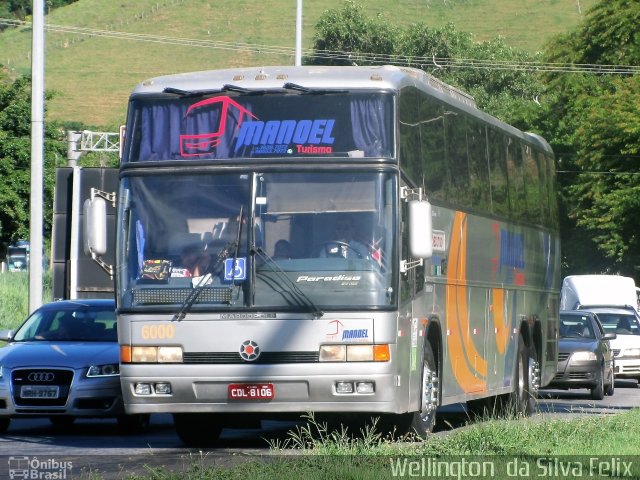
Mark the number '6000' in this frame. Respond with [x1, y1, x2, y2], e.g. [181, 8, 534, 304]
[141, 324, 175, 340]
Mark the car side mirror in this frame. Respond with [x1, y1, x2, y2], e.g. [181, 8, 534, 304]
[603, 333, 617, 341]
[0, 329, 13, 342]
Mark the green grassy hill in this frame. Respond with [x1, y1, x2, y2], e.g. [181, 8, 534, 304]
[0, 0, 597, 127]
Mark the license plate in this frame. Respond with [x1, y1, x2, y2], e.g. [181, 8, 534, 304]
[228, 383, 274, 400]
[21, 385, 59, 399]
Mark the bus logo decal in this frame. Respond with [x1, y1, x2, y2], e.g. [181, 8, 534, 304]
[239, 340, 261, 362]
[180, 96, 257, 157]
[235, 119, 336, 154]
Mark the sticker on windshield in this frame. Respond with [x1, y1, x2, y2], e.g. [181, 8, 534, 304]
[225, 258, 247, 281]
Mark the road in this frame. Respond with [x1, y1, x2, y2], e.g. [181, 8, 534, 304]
[1, 380, 638, 478]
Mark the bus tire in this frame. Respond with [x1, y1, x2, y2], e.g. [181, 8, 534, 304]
[513, 335, 538, 416]
[117, 414, 151, 434]
[392, 342, 439, 439]
[0, 416, 9, 433]
[173, 413, 222, 447]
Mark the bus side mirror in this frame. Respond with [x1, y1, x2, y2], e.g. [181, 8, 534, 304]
[408, 199, 432, 259]
[83, 197, 107, 256]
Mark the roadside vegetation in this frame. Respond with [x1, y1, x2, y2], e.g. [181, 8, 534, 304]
[0, 271, 51, 330]
[118, 409, 640, 479]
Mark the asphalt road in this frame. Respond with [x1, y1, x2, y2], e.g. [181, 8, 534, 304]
[1, 380, 638, 478]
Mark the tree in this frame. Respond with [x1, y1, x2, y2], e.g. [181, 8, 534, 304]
[309, 2, 544, 127]
[540, 0, 640, 279]
[0, 72, 66, 250]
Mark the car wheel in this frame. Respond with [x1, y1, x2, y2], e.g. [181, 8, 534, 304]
[49, 416, 75, 427]
[605, 369, 615, 396]
[590, 366, 605, 400]
[0, 416, 10, 433]
[173, 413, 222, 447]
[117, 414, 151, 434]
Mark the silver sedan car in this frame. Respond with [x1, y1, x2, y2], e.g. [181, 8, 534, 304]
[0, 299, 148, 433]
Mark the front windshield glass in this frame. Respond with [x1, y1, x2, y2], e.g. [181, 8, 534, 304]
[596, 312, 640, 336]
[559, 314, 595, 339]
[118, 171, 396, 311]
[13, 305, 117, 342]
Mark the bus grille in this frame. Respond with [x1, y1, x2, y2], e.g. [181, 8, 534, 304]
[11, 368, 74, 407]
[183, 351, 319, 364]
[132, 287, 232, 305]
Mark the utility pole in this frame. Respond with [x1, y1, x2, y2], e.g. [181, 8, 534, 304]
[295, 0, 302, 66]
[29, 0, 44, 313]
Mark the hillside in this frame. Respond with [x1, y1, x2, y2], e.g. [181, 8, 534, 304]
[0, 0, 597, 127]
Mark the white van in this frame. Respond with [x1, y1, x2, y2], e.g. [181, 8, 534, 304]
[560, 275, 638, 311]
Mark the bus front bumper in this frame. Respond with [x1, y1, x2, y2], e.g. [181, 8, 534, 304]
[120, 363, 406, 415]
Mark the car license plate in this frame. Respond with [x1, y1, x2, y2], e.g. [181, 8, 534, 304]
[228, 383, 274, 400]
[21, 385, 59, 399]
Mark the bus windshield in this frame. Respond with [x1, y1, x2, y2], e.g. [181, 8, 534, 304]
[118, 171, 397, 311]
[122, 92, 394, 162]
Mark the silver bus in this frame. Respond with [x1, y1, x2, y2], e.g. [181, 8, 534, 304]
[86, 65, 560, 446]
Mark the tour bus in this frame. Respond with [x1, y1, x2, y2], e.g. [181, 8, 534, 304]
[85, 65, 560, 446]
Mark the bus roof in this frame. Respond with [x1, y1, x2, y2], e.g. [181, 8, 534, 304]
[131, 64, 476, 108]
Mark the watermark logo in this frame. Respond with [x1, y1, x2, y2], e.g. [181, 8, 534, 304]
[8, 456, 72, 479]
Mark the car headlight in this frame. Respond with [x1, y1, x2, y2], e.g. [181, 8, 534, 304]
[571, 351, 597, 362]
[87, 364, 120, 377]
[621, 348, 640, 358]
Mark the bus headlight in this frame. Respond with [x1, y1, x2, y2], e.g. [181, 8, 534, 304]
[319, 344, 390, 362]
[122, 346, 183, 363]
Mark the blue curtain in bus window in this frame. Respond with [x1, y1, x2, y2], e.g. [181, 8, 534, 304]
[139, 103, 185, 161]
[350, 97, 391, 157]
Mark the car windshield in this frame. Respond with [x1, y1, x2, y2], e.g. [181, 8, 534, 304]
[594, 312, 640, 336]
[12, 305, 117, 342]
[118, 170, 396, 311]
[559, 315, 595, 339]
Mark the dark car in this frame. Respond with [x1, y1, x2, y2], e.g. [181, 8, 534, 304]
[548, 310, 616, 400]
[0, 299, 148, 433]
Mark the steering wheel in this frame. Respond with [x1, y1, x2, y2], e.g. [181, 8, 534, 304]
[316, 241, 365, 259]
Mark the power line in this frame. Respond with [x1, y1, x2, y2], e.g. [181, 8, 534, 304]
[557, 170, 640, 175]
[1, 18, 640, 75]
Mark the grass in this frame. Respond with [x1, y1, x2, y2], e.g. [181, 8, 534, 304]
[0, 271, 52, 331]
[118, 409, 640, 479]
[0, 0, 599, 127]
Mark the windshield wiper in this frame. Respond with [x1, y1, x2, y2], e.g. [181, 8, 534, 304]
[252, 246, 324, 318]
[171, 241, 235, 322]
[163, 87, 223, 98]
[222, 84, 278, 95]
[282, 82, 348, 95]
[172, 206, 245, 322]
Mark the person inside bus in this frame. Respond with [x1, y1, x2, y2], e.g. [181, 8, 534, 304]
[320, 217, 369, 259]
[273, 239, 292, 259]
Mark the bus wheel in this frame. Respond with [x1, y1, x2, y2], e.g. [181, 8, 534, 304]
[173, 413, 222, 447]
[0, 416, 9, 433]
[117, 414, 151, 434]
[399, 342, 439, 439]
[514, 336, 539, 416]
